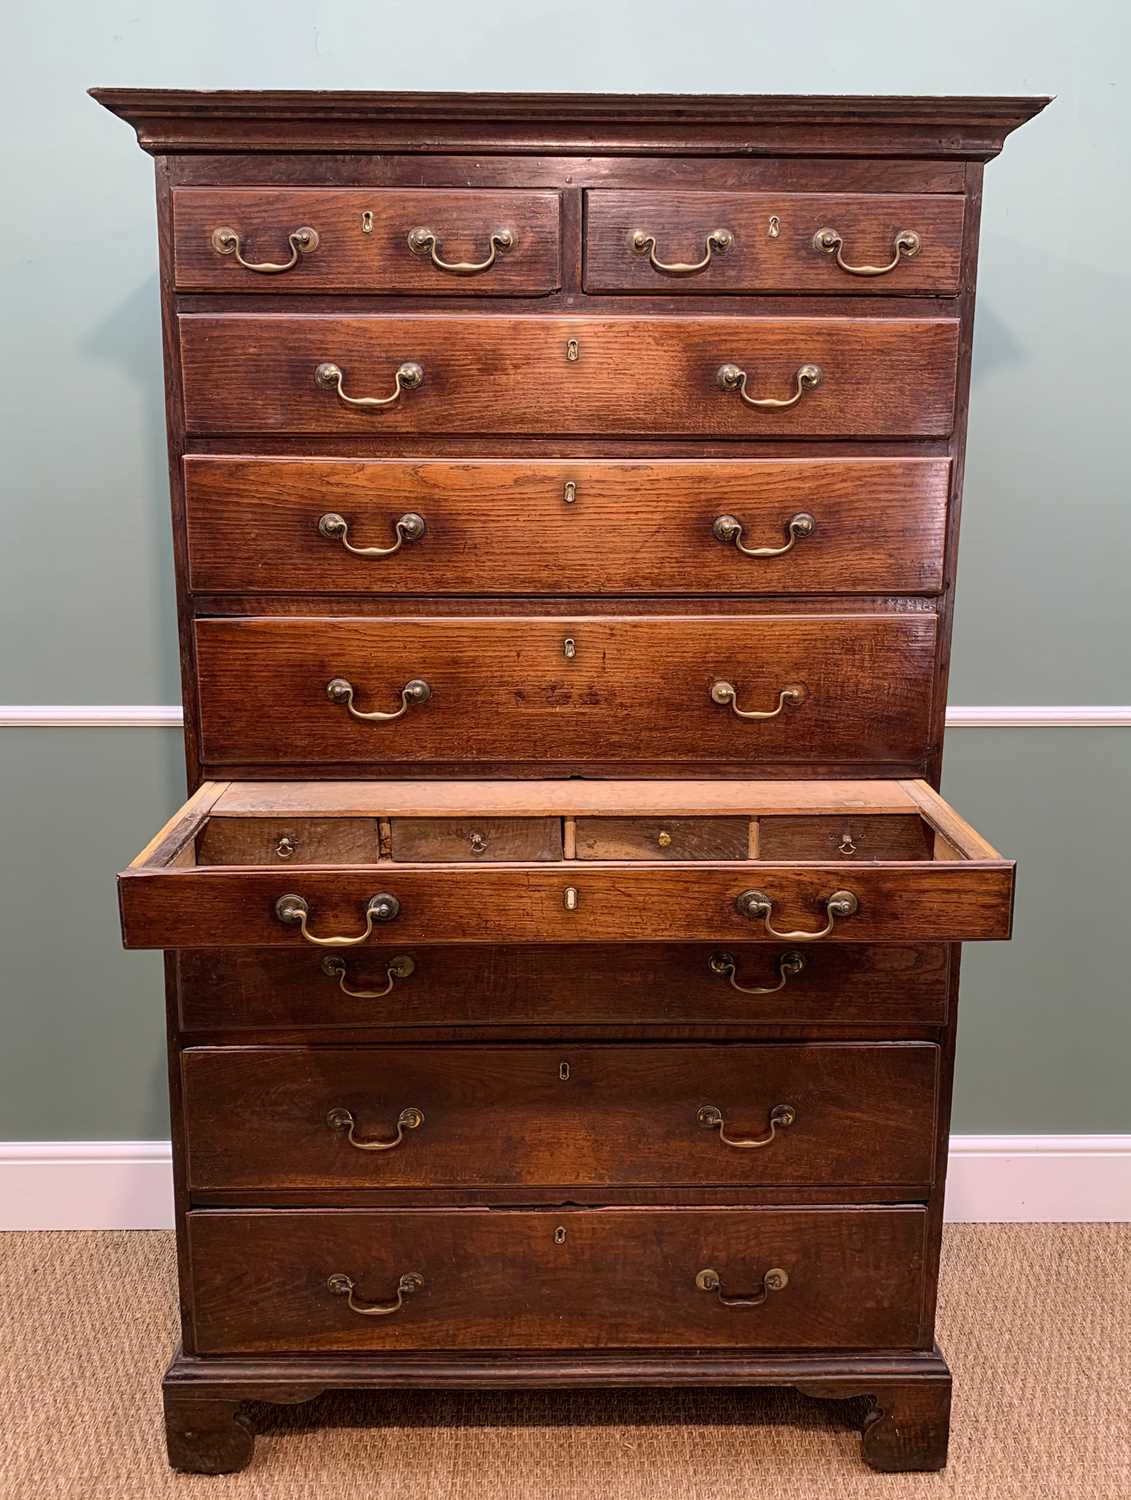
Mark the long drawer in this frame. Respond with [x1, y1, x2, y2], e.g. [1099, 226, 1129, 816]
[191, 614, 937, 768]
[584, 190, 965, 295]
[183, 456, 950, 597]
[176, 944, 951, 1031]
[181, 1043, 939, 1191]
[186, 1205, 931, 1353]
[178, 314, 959, 437]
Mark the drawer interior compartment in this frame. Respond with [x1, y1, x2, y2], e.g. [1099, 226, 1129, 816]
[172, 188, 562, 294]
[186, 1205, 930, 1353]
[180, 1041, 939, 1193]
[119, 779, 1014, 948]
[584, 190, 964, 295]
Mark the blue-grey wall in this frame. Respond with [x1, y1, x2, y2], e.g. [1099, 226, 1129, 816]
[1, 1, 1127, 1139]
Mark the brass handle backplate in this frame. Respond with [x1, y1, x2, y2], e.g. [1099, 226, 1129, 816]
[695, 1266, 789, 1307]
[697, 1102, 796, 1149]
[736, 888, 860, 941]
[321, 954, 415, 998]
[631, 226, 733, 275]
[812, 226, 921, 277]
[211, 224, 318, 273]
[710, 681, 806, 720]
[275, 892, 401, 946]
[318, 511, 426, 558]
[713, 512, 816, 558]
[315, 360, 424, 408]
[407, 225, 515, 274]
[327, 1105, 424, 1151]
[717, 362, 822, 410]
[708, 951, 805, 995]
[328, 1270, 424, 1315]
[327, 677, 432, 722]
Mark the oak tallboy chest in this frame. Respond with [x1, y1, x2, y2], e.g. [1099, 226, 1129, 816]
[96, 88, 1046, 1475]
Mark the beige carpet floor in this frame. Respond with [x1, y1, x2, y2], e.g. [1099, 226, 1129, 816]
[1, 1224, 1128, 1499]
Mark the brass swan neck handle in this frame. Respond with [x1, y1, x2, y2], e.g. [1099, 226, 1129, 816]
[713, 512, 816, 558]
[697, 1102, 796, 1149]
[321, 955, 415, 998]
[631, 226, 734, 275]
[315, 360, 424, 408]
[318, 511, 426, 558]
[710, 682, 806, 720]
[812, 226, 921, 277]
[211, 224, 318, 273]
[328, 1270, 424, 1316]
[407, 224, 516, 275]
[708, 951, 805, 995]
[327, 1105, 424, 1151]
[735, 888, 859, 941]
[326, 677, 432, 722]
[695, 1266, 789, 1307]
[274, 892, 401, 946]
[716, 362, 822, 410]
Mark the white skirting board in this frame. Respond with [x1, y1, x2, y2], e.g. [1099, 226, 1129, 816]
[0, 1137, 1128, 1229]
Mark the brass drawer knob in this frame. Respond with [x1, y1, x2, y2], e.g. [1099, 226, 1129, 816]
[210, 223, 318, 273]
[318, 511, 426, 558]
[708, 951, 805, 995]
[275, 892, 400, 946]
[710, 681, 806, 720]
[315, 359, 424, 409]
[717, 361, 821, 410]
[812, 225, 921, 277]
[735, 888, 858, 941]
[321, 954, 415, 998]
[697, 1102, 796, 1149]
[326, 677, 431, 723]
[327, 1105, 424, 1152]
[713, 512, 816, 558]
[631, 226, 733, 275]
[695, 1266, 788, 1307]
[328, 1270, 424, 1316]
[407, 224, 516, 275]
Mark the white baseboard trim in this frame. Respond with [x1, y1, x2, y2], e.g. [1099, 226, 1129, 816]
[1, 704, 1129, 729]
[1, 1136, 1128, 1230]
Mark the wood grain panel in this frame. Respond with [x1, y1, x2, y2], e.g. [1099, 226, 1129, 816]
[176, 943, 951, 1031]
[182, 457, 950, 597]
[178, 315, 959, 438]
[186, 1205, 930, 1353]
[585, 191, 964, 294]
[180, 1043, 939, 1190]
[191, 614, 938, 767]
[173, 188, 561, 294]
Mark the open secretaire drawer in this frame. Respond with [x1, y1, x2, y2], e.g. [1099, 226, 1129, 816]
[119, 780, 1013, 949]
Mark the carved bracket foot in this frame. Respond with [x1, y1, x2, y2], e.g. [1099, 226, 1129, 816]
[795, 1370, 952, 1472]
[163, 1392, 255, 1475]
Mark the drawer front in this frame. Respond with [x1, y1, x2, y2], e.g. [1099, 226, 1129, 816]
[193, 614, 936, 767]
[179, 315, 959, 437]
[183, 456, 950, 597]
[758, 814, 934, 862]
[181, 1043, 939, 1191]
[576, 817, 751, 861]
[177, 944, 952, 1031]
[389, 817, 562, 863]
[585, 191, 965, 295]
[187, 1205, 930, 1353]
[173, 188, 561, 294]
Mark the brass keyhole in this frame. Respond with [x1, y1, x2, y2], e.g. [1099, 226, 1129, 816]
[563, 480, 577, 504]
[559, 1061, 571, 1081]
[566, 339, 579, 361]
[563, 637, 576, 660]
[361, 210, 374, 234]
[768, 214, 781, 238]
[563, 886, 579, 911]
[554, 1225, 567, 1244]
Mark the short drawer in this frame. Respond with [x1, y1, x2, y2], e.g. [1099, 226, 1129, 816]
[576, 817, 751, 861]
[585, 191, 964, 295]
[177, 944, 952, 1031]
[389, 817, 561, 863]
[191, 613, 937, 770]
[186, 1204, 931, 1353]
[179, 314, 959, 438]
[172, 188, 561, 294]
[182, 456, 950, 597]
[180, 1043, 939, 1192]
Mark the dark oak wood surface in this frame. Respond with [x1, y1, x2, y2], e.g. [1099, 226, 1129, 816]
[179, 315, 960, 438]
[584, 192, 965, 295]
[185, 1205, 930, 1353]
[182, 456, 950, 596]
[191, 614, 937, 767]
[175, 942, 951, 1032]
[173, 188, 562, 294]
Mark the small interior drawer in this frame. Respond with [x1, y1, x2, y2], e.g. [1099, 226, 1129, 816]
[575, 817, 751, 861]
[118, 779, 1014, 949]
[389, 817, 561, 863]
[172, 188, 561, 294]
